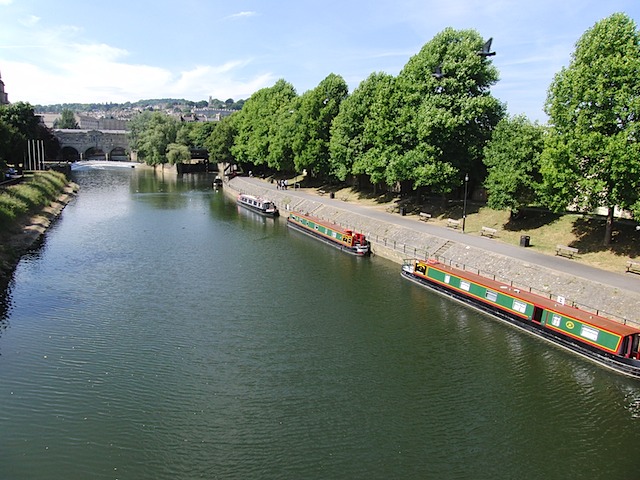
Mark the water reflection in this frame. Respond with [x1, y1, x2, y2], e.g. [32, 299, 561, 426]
[0, 285, 10, 348]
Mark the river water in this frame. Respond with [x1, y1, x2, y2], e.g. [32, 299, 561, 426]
[1, 166, 639, 480]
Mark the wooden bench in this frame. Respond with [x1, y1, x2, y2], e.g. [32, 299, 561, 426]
[626, 260, 640, 274]
[447, 218, 460, 229]
[419, 212, 431, 222]
[481, 226, 497, 238]
[556, 245, 578, 258]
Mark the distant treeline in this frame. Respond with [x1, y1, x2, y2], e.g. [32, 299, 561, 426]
[34, 98, 245, 113]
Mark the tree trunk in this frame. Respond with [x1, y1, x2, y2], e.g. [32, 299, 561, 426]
[604, 205, 614, 246]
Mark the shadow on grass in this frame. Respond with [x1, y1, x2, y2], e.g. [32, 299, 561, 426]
[571, 217, 640, 258]
[503, 209, 563, 231]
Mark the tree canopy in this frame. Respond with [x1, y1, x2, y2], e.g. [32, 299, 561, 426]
[483, 115, 545, 214]
[53, 109, 79, 129]
[542, 12, 640, 244]
[388, 28, 504, 194]
[231, 79, 298, 172]
[0, 102, 57, 169]
[128, 111, 180, 166]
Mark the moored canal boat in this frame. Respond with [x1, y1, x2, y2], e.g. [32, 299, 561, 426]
[287, 211, 370, 256]
[401, 258, 640, 378]
[237, 193, 279, 217]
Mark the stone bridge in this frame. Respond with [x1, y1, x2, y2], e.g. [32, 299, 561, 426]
[53, 129, 130, 161]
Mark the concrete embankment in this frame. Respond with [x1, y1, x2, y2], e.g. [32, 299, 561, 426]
[226, 176, 640, 326]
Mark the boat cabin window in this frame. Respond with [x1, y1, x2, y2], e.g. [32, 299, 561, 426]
[512, 299, 527, 314]
[415, 263, 427, 275]
[632, 334, 640, 359]
[485, 290, 498, 302]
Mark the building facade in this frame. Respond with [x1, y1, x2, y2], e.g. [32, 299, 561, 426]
[0, 70, 8, 104]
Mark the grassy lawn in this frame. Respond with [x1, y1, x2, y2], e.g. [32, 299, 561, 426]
[0, 171, 69, 278]
[317, 184, 640, 274]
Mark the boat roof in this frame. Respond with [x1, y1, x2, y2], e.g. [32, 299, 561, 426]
[425, 260, 640, 336]
[239, 193, 272, 203]
[290, 210, 355, 235]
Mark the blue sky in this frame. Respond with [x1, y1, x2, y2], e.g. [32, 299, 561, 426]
[0, 0, 638, 122]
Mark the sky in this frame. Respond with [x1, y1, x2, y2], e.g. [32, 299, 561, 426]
[0, 0, 639, 122]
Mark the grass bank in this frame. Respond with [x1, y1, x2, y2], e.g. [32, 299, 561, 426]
[0, 171, 74, 281]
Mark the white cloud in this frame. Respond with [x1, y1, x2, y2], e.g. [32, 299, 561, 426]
[227, 11, 257, 19]
[0, 0, 14, 5]
[19, 15, 40, 27]
[4, 48, 274, 104]
[0, 12, 272, 104]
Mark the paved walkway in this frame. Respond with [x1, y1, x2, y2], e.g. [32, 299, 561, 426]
[235, 176, 640, 296]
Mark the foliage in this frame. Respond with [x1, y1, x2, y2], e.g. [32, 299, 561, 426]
[231, 79, 298, 172]
[542, 12, 640, 244]
[166, 143, 191, 165]
[483, 115, 545, 213]
[289, 73, 348, 177]
[53, 109, 79, 129]
[205, 114, 238, 165]
[176, 121, 217, 148]
[329, 72, 395, 185]
[35, 98, 245, 114]
[0, 102, 57, 167]
[128, 111, 179, 165]
[389, 27, 505, 194]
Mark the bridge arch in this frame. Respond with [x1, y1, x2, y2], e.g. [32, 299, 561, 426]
[53, 129, 130, 161]
[85, 147, 106, 161]
[60, 146, 80, 162]
[110, 147, 128, 161]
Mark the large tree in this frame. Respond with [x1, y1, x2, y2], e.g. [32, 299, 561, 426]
[388, 28, 505, 194]
[176, 121, 217, 148]
[542, 13, 640, 245]
[289, 73, 348, 178]
[205, 114, 238, 166]
[483, 115, 545, 214]
[329, 71, 396, 189]
[166, 143, 191, 165]
[128, 111, 180, 166]
[232, 79, 297, 171]
[53, 109, 79, 129]
[0, 102, 57, 167]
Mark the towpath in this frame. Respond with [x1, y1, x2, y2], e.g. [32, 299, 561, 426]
[235, 176, 640, 296]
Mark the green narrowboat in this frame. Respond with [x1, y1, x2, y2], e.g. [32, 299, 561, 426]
[287, 211, 370, 256]
[401, 258, 640, 378]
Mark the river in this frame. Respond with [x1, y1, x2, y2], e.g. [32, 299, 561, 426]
[0, 166, 639, 479]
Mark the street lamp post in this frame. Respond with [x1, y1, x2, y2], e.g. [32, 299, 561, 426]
[462, 173, 469, 233]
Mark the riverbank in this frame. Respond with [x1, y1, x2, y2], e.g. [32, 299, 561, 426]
[226, 176, 640, 326]
[0, 179, 78, 287]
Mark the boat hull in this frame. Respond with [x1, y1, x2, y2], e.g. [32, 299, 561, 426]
[287, 215, 370, 256]
[401, 262, 640, 379]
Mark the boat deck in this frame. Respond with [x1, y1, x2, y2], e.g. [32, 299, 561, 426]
[291, 211, 350, 234]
